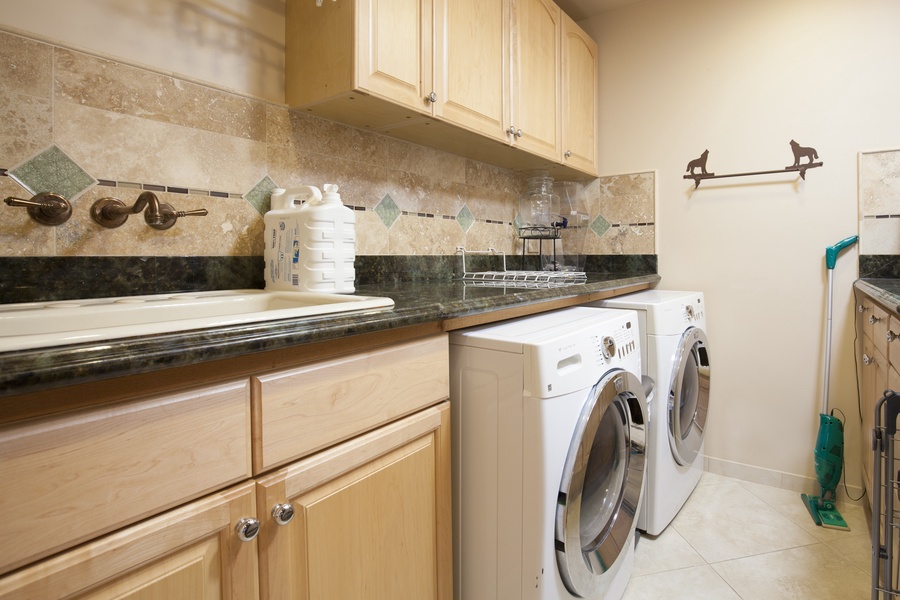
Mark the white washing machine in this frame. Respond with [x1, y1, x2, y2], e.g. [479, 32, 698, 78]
[450, 307, 648, 600]
[594, 291, 710, 536]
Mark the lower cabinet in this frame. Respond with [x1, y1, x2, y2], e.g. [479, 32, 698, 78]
[0, 482, 260, 600]
[0, 334, 452, 599]
[256, 402, 451, 600]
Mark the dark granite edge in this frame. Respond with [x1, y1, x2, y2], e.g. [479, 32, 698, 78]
[855, 278, 900, 315]
[0, 274, 660, 398]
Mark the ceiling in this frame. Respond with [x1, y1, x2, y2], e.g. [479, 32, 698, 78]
[554, 0, 645, 21]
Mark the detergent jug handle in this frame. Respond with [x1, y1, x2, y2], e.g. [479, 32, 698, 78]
[270, 186, 321, 211]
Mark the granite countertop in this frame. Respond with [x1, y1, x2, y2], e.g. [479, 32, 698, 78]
[0, 272, 659, 399]
[856, 278, 900, 315]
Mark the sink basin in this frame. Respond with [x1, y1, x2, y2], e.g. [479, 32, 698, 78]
[0, 289, 394, 352]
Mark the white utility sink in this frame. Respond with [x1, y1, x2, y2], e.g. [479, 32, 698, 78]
[0, 289, 394, 352]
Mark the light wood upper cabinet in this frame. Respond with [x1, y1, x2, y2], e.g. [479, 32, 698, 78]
[286, 0, 600, 178]
[286, 0, 433, 128]
[432, 0, 508, 142]
[561, 11, 598, 175]
[509, 0, 561, 162]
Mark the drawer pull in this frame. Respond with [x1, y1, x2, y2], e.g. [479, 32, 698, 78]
[272, 503, 295, 526]
[235, 517, 261, 542]
[863, 353, 873, 366]
[871, 315, 882, 325]
[889, 331, 898, 343]
[859, 304, 869, 314]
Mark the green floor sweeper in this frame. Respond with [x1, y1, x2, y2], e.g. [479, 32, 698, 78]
[801, 234, 858, 530]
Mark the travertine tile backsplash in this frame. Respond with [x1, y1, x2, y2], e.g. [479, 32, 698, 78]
[0, 28, 655, 260]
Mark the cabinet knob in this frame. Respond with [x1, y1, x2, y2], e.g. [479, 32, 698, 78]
[507, 126, 523, 138]
[426, 91, 437, 103]
[889, 331, 897, 343]
[859, 304, 868, 314]
[564, 150, 572, 159]
[863, 353, 873, 366]
[870, 315, 882, 325]
[235, 517, 261, 542]
[272, 503, 295, 526]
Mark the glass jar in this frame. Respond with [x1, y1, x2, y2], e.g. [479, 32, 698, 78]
[518, 171, 560, 230]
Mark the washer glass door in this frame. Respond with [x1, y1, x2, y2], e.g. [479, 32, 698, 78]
[555, 369, 647, 598]
[667, 326, 711, 466]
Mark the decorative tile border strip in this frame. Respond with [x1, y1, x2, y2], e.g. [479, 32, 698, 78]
[3, 169, 647, 232]
[2, 170, 508, 224]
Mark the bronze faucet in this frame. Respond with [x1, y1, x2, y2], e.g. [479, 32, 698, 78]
[4, 192, 72, 225]
[91, 191, 207, 230]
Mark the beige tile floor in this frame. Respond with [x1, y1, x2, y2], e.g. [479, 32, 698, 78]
[622, 472, 872, 600]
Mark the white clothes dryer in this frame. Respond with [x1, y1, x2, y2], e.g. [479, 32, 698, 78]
[594, 291, 710, 536]
[450, 307, 648, 600]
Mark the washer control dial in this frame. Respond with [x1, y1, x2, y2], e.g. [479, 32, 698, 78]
[601, 335, 616, 359]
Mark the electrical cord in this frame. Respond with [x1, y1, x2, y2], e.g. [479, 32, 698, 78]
[830, 407, 866, 502]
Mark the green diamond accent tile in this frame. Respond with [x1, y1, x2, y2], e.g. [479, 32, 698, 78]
[375, 194, 401, 228]
[9, 145, 96, 200]
[456, 204, 475, 233]
[245, 175, 278, 215]
[590, 214, 611, 238]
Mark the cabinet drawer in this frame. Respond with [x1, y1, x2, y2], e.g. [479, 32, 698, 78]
[0, 380, 251, 576]
[252, 334, 449, 472]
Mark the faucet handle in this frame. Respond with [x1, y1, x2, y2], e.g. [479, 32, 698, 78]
[147, 203, 208, 230]
[5, 192, 72, 225]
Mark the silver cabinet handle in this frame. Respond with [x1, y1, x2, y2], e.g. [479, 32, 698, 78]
[426, 91, 437, 103]
[859, 304, 868, 313]
[889, 331, 897, 343]
[871, 315, 881, 325]
[863, 353, 873, 366]
[235, 517, 260, 542]
[564, 150, 572, 158]
[272, 503, 295, 526]
[507, 126, 523, 138]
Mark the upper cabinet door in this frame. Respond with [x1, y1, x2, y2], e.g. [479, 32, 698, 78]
[562, 13, 598, 176]
[510, 0, 561, 162]
[433, 0, 509, 142]
[357, 0, 434, 110]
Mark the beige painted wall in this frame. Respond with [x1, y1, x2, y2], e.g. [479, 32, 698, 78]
[583, 0, 900, 491]
[0, 0, 285, 102]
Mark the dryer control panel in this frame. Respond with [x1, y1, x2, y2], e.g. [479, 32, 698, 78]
[681, 296, 705, 326]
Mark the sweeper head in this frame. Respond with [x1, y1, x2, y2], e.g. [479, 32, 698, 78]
[801, 413, 849, 530]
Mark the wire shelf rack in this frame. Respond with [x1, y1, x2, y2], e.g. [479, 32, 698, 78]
[457, 247, 586, 289]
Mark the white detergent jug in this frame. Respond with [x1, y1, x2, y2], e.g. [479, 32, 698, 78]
[264, 185, 322, 291]
[296, 183, 356, 293]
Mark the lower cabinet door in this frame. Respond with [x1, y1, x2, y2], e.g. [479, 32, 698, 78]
[256, 402, 451, 600]
[0, 482, 260, 600]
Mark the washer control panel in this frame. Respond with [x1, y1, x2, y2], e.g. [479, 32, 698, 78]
[590, 318, 638, 365]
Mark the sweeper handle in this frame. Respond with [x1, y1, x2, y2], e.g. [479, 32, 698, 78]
[822, 234, 858, 415]
[825, 235, 859, 270]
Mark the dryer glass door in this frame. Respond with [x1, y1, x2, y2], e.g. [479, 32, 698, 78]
[668, 326, 711, 466]
[555, 369, 647, 598]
